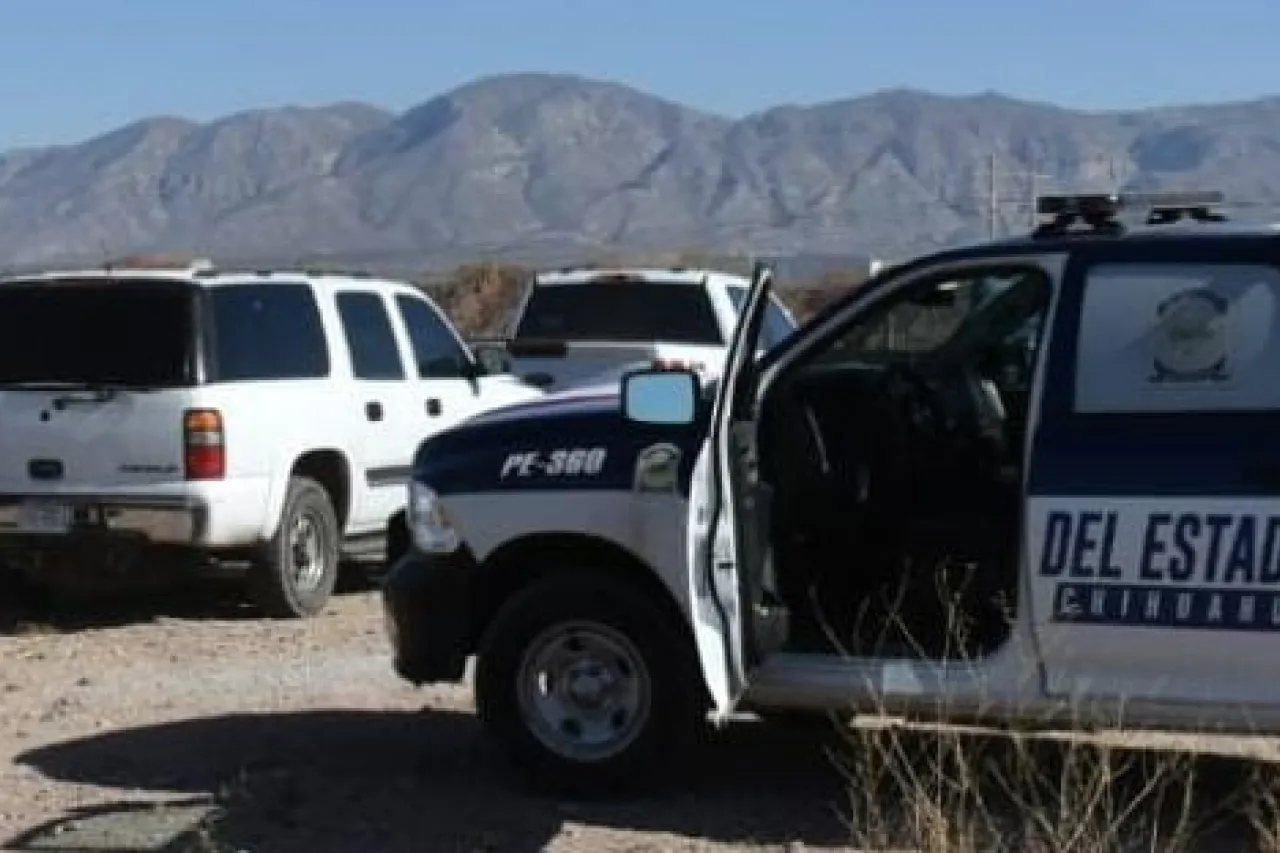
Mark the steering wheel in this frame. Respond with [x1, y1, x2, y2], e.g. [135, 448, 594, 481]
[878, 361, 947, 442]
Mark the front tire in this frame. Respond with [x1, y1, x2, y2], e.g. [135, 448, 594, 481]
[248, 476, 340, 618]
[475, 569, 707, 796]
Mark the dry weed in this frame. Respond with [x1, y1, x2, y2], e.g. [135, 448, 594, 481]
[798, 558, 1255, 852]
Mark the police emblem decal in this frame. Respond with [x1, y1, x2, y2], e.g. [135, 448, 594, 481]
[633, 442, 682, 493]
[1150, 286, 1231, 383]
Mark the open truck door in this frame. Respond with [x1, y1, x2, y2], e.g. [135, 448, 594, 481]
[624, 261, 789, 718]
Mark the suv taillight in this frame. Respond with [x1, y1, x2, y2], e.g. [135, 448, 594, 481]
[183, 408, 225, 480]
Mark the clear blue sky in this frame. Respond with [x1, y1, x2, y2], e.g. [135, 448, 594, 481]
[3, 0, 1278, 149]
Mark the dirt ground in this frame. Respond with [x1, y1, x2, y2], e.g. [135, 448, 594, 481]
[1, 579, 1278, 852]
[0, 580, 860, 852]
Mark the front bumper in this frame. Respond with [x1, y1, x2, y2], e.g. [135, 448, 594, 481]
[381, 544, 479, 686]
[0, 493, 206, 545]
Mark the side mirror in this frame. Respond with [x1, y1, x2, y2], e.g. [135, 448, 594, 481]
[471, 344, 512, 376]
[621, 368, 700, 426]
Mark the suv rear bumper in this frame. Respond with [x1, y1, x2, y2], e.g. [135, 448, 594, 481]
[0, 493, 207, 546]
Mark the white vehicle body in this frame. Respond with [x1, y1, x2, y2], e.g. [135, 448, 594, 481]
[0, 261, 542, 615]
[498, 267, 798, 393]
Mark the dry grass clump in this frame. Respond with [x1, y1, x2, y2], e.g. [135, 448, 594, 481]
[837, 719, 1213, 852]
[801, 562, 1280, 851]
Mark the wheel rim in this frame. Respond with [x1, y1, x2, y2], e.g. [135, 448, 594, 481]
[515, 619, 653, 763]
[288, 509, 329, 592]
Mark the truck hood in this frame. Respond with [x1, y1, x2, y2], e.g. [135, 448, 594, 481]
[414, 383, 710, 498]
[459, 383, 624, 429]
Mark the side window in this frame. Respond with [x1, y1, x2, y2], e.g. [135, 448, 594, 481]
[818, 269, 1048, 362]
[835, 279, 978, 356]
[726, 287, 797, 350]
[764, 300, 797, 349]
[335, 291, 406, 381]
[1074, 262, 1280, 413]
[394, 294, 472, 379]
[787, 265, 1052, 389]
[210, 283, 330, 381]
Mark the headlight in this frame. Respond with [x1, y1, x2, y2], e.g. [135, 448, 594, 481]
[407, 481, 461, 554]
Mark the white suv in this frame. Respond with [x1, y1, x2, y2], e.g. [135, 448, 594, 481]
[0, 261, 543, 617]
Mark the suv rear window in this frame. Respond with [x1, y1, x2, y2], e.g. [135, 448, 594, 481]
[514, 280, 723, 345]
[0, 278, 197, 387]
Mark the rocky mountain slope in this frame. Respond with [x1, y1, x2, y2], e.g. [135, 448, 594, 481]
[3, 73, 1280, 268]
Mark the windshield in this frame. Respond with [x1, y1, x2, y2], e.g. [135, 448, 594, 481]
[0, 278, 198, 387]
[514, 280, 723, 345]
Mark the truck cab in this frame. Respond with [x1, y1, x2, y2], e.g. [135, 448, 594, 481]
[387, 191, 1280, 794]
[640, 190, 1280, 727]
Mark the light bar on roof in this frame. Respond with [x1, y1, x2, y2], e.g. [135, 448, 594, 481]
[1035, 190, 1224, 217]
[1132, 190, 1225, 208]
[1036, 193, 1119, 217]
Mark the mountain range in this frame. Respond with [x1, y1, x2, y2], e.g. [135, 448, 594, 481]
[4, 72, 1280, 271]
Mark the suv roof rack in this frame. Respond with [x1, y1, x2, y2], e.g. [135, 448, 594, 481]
[187, 265, 377, 279]
[1032, 190, 1227, 238]
[103, 255, 216, 274]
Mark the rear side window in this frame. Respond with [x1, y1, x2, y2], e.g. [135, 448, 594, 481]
[210, 283, 329, 381]
[395, 294, 472, 378]
[0, 278, 196, 387]
[514, 281, 723, 345]
[1074, 262, 1280, 413]
[336, 291, 405, 380]
[726, 287, 798, 350]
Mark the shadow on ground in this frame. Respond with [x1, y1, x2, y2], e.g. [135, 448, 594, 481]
[10, 708, 852, 851]
[11, 707, 1275, 852]
[0, 564, 378, 635]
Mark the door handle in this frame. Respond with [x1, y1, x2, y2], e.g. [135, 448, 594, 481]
[365, 401, 383, 422]
[426, 398, 442, 417]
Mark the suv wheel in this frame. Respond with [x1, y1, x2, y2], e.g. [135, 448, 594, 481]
[248, 476, 340, 618]
[475, 569, 707, 796]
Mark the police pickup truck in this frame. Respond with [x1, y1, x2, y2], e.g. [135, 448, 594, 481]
[384, 190, 1280, 793]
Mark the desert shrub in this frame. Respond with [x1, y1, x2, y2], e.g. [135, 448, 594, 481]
[810, 567, 1268, 852]
[423, 261, 529, 338]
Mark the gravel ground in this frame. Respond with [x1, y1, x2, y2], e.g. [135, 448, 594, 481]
[0, 581, 857, 852]
[1, 579, 1277, 852]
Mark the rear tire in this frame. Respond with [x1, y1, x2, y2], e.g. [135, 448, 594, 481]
[385, 511, 410, 570]
[248, 476, 340, 618]
[0, 560, 40, 629]
[475, 569, 708, 797]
